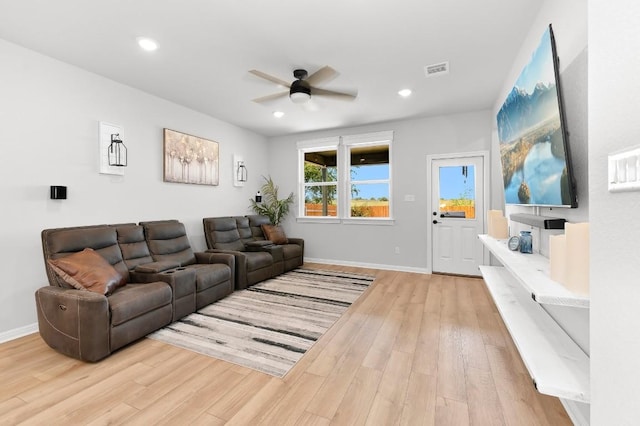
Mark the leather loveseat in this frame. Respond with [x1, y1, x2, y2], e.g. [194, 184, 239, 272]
[36, 221, 234, 362]
[202, 215, 304, 289]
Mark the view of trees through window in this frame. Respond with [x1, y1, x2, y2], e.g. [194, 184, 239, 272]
[438, 165, 476, 219]
[304, 160, 338, 216]
[303, 144, 390, 218]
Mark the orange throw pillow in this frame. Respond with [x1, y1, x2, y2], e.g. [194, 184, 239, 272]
[48, 248, 125, 295]
[261, 224, 288, 245]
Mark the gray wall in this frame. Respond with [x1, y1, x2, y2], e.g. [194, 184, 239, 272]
[589, 1, 640, 423]
[267, 111, 492, 271]
[0, 38, 269, 337]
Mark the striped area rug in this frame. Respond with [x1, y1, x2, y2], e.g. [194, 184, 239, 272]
[148, 268, 375, 377]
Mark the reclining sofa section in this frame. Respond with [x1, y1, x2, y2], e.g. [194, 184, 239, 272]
[36, 221, 234, 362]
[202, 215, 304, 290]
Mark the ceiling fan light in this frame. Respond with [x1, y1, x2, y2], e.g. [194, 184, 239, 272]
[290, 91, 311, 104]
[290, 79, 311, 103]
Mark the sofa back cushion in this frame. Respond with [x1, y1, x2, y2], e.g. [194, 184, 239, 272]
[41, 224, 131, 287]
[247, 215, 271, 240]
[202, 217, 244, 251]
[141, 220, 196, 266]
[116, 225, 154, 271]
[235, 216, 254, 245]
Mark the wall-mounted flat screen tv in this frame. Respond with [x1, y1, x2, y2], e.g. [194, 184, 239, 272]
[496, 24, 577, 208]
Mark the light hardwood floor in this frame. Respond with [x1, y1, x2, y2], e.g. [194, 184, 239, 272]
[0, 264, 571, 425]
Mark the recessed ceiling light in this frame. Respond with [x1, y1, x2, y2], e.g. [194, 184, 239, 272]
[137, 37, 158, 52]
[398, 89, 412, 97]
[273, 111, 285, 118]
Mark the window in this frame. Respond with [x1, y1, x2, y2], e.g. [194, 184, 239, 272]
[298, 131, 393, 222]
[438, 165, 476, 219]
[299, 137, 339, 218]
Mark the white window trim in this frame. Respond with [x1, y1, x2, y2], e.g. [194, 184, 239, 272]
[297, 137, 339, 219]
[297, 131, 393, 224]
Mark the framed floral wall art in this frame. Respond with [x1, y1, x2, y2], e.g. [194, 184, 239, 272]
[163, 128, 219, 186]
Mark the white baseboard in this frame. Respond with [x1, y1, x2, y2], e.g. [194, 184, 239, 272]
[305, 257, 430, 274]
[561, 398, 590, 425]
[0, 323, 38, 344]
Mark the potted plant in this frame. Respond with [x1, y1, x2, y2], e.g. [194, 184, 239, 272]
[249, 176, 294, 226]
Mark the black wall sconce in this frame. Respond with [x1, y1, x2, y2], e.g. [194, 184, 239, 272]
[255, 191, 262, 203]
[50, 186, 67, 200]
[108, 133, 127, 167]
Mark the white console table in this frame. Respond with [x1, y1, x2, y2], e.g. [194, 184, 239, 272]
[479, 234, 590, 403]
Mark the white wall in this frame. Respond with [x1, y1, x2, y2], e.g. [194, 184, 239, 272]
[267, 111, 491, 271]
[490, 1, 590, 423]
[0, 39, 269, 337]
[589, 1, 640, 424]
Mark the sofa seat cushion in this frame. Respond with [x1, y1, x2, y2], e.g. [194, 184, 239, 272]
[108, 282, 172, 326]
[186, 264, 232, 292]
[244, 251, 273, 272]
[281, 244, 302, 261]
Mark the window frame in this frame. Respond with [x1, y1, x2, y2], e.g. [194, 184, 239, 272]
[297, 131, 394, 225]
[298, 137, 341, 223]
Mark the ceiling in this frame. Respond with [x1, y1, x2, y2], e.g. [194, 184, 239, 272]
[0, 0, 542, 137]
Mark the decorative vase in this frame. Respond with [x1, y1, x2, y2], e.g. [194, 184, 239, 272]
[519, 231, 533, 253]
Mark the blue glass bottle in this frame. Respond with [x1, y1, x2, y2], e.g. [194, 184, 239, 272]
[519, 231, 533, 253]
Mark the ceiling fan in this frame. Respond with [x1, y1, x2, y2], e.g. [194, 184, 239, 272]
[249, 66, 357, 104]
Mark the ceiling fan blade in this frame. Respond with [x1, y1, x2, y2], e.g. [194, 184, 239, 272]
[252, 91, 289, 103]
[311, 87, 357, 100]
[306, 66, 338, 85]
[249, 70, 291, 88]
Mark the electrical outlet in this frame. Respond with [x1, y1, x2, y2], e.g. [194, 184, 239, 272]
[394, 246, 400, 254]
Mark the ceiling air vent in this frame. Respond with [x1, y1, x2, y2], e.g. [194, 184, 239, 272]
[424, 61, 449, 77]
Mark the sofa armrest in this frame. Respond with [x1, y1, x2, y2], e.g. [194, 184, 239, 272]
[35, 286, 110, 362]
[245, 240, 274, 248]
[134, 260, 180, 273]
[205, 249, 248, 289]
[195, 251, 235, 270]
[287, 238, 304, 252]
[130, 268, 196, 287]
[257, 244, 283, 262]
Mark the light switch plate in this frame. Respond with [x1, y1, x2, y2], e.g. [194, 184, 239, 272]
[608, 146, 640, 192]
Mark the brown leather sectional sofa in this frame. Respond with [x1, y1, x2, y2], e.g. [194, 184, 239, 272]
[36, 216, 303, 362]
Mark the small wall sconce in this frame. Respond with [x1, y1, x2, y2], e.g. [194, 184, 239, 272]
[50, 185, 67, 200]
[99, 122, 125, 176]
[255, 191, 262, 203]
[108, 133, 127, 167]
[237, 161, 247, 182]
[233, 154, 247, 187]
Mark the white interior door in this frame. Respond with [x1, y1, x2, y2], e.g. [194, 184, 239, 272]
[430, 155, 485, 276]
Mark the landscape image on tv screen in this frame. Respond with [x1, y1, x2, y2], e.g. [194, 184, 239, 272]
[496, 25, 575, 207]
